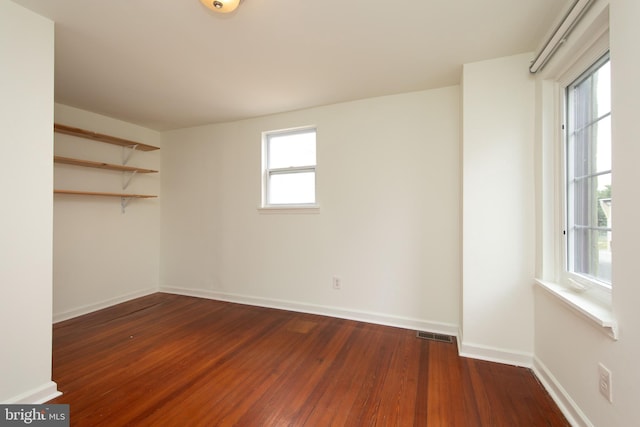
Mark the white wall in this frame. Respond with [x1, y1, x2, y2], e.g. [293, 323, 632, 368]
[0, 0, 58, 403]
[534, 1, 640, 426]
[10, 1, 635, 419]
[461, 53, 536, 365]
[161, 87, 461, 332]
[53, 104, 162, 321]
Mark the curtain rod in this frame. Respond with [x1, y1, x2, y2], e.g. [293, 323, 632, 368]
[529, 0, 596, 73]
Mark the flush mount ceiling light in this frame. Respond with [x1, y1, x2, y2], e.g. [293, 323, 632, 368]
[200, 0, 242, 14]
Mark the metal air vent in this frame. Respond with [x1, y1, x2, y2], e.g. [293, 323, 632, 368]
[416, 331, 454, 343]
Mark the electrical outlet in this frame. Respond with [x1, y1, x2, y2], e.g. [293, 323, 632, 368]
[332, 276, 341, 290]
[598, 363, 613, 403]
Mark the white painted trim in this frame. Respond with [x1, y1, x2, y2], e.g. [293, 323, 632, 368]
[535, 279, 617, 339]
[257, 205, 320, 214]
[159, 286, 459, 336]
[532, 356, 594, 427]
[53, 287, 157, 323]
[5, 381, 61, 404]
[458, 340, 533, 368]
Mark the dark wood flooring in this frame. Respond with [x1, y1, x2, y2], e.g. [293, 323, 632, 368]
[48, 293, 568, 426]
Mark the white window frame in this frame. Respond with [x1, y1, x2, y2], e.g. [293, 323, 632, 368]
[562, 52, 611, 292]
[534, 2, 617, 339]
[260, 126, 319, 212]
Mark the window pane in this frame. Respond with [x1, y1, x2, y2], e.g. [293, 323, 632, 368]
[572, 126, 590, 178]
[566, 55, 611, 286]
[569, 226, 591, 274]
[597, 174, 611, 201]
[573, 76, 592, 130]
[269, 172, 315, 204]
[595, 115, 611, 173]
[594, 229, 612, 282]
[268, 130, 316, 169]
[573, 174, 610, 226]
[571, 176, 591, 228]
[595, 61, 611, 117]
[570, 228, 612, 283]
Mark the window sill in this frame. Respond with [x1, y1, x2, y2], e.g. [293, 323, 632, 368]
[257, 205, 320, 214]
[535, 279, 618, 340]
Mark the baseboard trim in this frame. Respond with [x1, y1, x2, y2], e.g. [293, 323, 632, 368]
[532, 356, 594, 427]
[458, 340, 533, 367]
[159, 286, 459, 337]
[53, 287, 157, 323]
[5, 381, 61, 404]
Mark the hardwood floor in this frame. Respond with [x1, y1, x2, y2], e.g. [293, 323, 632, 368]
[49, 293, 568, 426]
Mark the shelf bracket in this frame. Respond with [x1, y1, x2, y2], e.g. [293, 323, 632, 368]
[122, 144, 139, 165]
[122, 170, 138, 190]
[121, 196, 132, 214]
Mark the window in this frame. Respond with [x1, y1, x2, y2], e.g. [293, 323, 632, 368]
[533, 6, 615, 338]
[564, 53, 611, 289]
[262, 127, 317, 207]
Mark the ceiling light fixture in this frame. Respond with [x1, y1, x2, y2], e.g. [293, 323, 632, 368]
[200, 0, 242, 14]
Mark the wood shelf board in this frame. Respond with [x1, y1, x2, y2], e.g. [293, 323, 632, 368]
[54, 124, 160, 151]
[54, 190, 157, 199]
[54, 156, 158, 173]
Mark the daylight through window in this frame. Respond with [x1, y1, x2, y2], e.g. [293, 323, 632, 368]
[565, 53, 611, 288]
[263, 128, 316, 206]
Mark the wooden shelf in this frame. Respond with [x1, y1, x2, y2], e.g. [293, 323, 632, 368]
[54, 190, 157, 199]
[54, 156, 158, 173]
[54, 123, 160, 151]
[53, 124, 159, 212]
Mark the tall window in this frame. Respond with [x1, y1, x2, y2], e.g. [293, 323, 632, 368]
[565, 53, 611, 288]
[262, 127, 316, 206]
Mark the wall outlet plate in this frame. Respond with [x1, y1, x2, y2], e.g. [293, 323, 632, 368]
[598, 363, 613, 403]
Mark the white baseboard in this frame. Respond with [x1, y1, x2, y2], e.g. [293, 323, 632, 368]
[458, 340, 534, 367]
[53, 287, 157, 323]
[159, 286, 459, 337]
[5, 381, 61, 404]
[532, 356, 593, 427]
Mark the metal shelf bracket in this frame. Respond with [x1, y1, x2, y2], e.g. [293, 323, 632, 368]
[121, 196, 132, 214]
[122, 144, 139, 165]
[123, 170, 138, 190]
[122, 144, 140, 202]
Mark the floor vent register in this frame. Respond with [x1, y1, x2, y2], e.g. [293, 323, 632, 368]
[415, 331, 454, 343]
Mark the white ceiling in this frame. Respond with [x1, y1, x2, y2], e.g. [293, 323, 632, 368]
[13, 0, 570, 131]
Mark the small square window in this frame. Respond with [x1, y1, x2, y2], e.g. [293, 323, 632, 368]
[262, 127, 317, 207]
